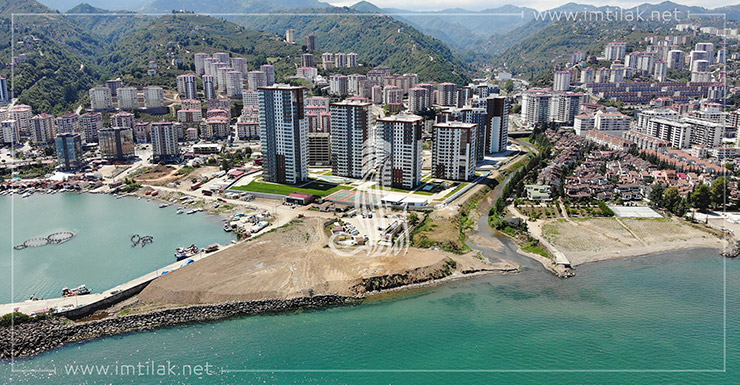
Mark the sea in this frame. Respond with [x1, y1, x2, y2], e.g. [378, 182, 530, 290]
[0, 195, 737, 384]
[0, 193, 234, 303]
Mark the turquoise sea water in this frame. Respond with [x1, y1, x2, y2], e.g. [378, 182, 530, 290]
[0, 193, 234, 303]
[2, 246, 737, 384]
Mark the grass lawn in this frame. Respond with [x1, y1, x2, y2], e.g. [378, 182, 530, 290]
[443, 182, 469, 199]
[231, 179, 348, 197]
[522, 244, 550, 258]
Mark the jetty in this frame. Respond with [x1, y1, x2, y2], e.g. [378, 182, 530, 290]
[0, 242, 232, 318]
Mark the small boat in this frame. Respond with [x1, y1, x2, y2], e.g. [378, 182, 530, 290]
[22, 192, 31, 198]
[186, 209, 197, 215]
[159, 203, 169, 208]
[204, 244, 219, 253]
[174, 244, 199, 260]
[176, 208, 184, 214]
[61, 285, 91, 297]
[223, 224, 233, 232]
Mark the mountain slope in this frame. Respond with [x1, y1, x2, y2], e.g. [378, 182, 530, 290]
[140, 0, 331, 13]
[103, 14, 305, 86]
[66, 3, 151, 43]
[0, 0, 108, 114]
[478, 1, 734, 78]
[232, 7, 471, 84]
[349, 1, 534, 51]
[37, 0, 147, 12]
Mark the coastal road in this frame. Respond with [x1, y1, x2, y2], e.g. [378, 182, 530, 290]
[144, 184, 301, 228]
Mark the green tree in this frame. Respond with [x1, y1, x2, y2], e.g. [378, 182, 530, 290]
[649, 184, 664, 207]
[408, 212, 420, 226]
[711, 177, 728, 210]
[663, 187, 681, 213]
[690, 184, 711, 212]
[503, 79, 514, 93]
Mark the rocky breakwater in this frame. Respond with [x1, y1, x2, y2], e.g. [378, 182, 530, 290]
[1, 295, 356, 359]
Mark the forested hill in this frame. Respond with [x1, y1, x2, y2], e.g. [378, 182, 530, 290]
[0, 0, 108, 114]
[231, 7, 471, 84]
[65, 3, 151, 43]
[2, 0, 473, 115]
[104, 14, 305, 87]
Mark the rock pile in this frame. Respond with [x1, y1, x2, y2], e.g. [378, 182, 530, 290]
[1, 295, 356, 359]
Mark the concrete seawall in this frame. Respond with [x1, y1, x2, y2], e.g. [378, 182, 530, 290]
[59, 280, 152, 321]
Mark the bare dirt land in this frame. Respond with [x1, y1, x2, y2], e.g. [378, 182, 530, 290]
[134, 165, 179, 186]
[541, 217, 724, 265]
[138, 217, 516, 305]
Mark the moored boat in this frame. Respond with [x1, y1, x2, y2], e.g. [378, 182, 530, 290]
[174, 244, 199, 260]
[61, 285, 91, 297]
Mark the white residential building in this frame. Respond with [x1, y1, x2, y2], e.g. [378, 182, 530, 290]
[89, 87, 112, 111]
[117, 87, 138, 110]
[143, 86, 164, 109]
[432, 121, 477, 181]
[176, 74, 198, 100]
[330, 99, 372, 178]
[375, 113, 423, 189]
[150, 122, 180, 162]
[258, 84, 308, 184]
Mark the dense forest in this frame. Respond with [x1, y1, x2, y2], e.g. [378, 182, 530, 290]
[233, 7, 471, 85]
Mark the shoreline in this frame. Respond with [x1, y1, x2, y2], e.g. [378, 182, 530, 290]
[574, 245, 723, 268]
[0, 241, 723, 360]
[0, 264, 515, 360]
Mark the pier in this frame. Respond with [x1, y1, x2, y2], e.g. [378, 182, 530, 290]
[0, 242, 233, 318]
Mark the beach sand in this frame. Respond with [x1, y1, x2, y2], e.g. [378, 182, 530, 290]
[539, 216, 724, 266]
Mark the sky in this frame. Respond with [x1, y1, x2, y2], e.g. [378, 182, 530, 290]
[328, 0, 740, 11]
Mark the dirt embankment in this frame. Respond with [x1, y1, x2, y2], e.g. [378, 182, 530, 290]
[138, 217, 514, 305]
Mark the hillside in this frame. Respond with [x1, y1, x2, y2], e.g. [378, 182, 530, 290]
[65, 3, 151, 43]
[232, 7, 471, 84]
[0, 0, 108, 114]
[350, 2, 535, 50]
[481, 1, 734, 79]
[140, 0, 331, 13]
[103, 14, 305, 87]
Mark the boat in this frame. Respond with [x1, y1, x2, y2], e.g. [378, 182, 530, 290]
[176, 208, 184, 214]
[186, 209, 197, 215]
[159, 203, 169, 208]
[223, 224, 233, 232]
[204, 244, 219, 253]
[61, 285, 91, 297]
[22, 192, 31, 198]
[174, 244, 199, 260]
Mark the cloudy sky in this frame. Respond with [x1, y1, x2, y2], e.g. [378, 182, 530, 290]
[328, 0, 739, 11]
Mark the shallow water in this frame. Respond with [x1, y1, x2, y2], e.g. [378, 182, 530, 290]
[3, 248, 736, 384]
[0, 193, 234, 303]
